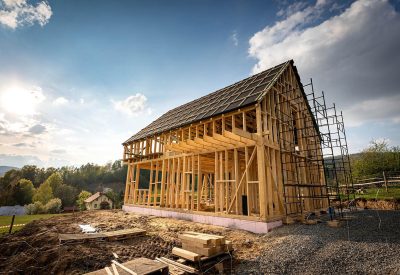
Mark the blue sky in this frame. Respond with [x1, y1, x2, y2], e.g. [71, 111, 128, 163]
[0, 0, 399, 167]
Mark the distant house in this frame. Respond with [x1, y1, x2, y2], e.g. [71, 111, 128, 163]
[84, 192, 113, 210]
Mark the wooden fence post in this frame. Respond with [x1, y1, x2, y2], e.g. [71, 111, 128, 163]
[383, 171, 388, 193]
[9, 215, 15, 234]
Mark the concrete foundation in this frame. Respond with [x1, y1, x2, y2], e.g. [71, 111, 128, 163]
[123, 205, 282, 234]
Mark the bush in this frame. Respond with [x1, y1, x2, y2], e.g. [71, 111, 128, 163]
[100, 201, 110, 209]
[25, 201, 45, 215]
[45, 198, 62, 214]
[77, 191, 92, 211]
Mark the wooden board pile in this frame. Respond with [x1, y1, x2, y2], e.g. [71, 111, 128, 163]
[172, 231, 233, 262]
[59, 228, 146, 244]
[85, 257, 168, 275]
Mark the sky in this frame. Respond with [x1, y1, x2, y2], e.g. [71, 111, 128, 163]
[0, 0, 399, 168]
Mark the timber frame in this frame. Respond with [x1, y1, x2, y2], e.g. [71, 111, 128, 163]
[122, 60, 331, 222]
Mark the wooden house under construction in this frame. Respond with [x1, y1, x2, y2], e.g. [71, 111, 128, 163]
[122, 60, 340, 230]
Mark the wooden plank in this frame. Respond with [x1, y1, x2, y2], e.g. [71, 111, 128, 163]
[172, 247, 201, 262]
[111, 263, 120, 275]
[178, 234, 211, 245]
[59, 228, 146, 244]
[157, 257, 198, 274]
[182, 243, 216, 256]
[105, 267, 113, 275]
[111, 260, 137, 275]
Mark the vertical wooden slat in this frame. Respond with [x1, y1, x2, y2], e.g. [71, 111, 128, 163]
[234, 148, 239, 214]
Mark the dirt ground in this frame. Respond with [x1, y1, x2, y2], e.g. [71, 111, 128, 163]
[0, 210, 261, 274]
[1, 209, 399, 274]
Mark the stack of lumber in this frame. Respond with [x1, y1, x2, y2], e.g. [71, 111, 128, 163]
[172, 231, 233, 262]
[59, 228, 146, 244]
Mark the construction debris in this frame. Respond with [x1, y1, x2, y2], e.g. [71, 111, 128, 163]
[156, 257, 198, 274]
[59, 228, 146, 244]
[79, 224, 97, 233]
[85, 258, 168, 275]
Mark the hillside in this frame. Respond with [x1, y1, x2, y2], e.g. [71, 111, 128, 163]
[0, 166, 18, 177]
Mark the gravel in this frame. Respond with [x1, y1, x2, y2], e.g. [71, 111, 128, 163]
[235, 210, 400, 274]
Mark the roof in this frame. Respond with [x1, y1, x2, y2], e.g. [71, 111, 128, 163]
[124, 60, 292, 144]
[84, 192, 102, 203]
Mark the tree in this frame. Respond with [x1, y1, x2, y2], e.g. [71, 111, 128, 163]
[0, 168, 21, 206]
[105, 190, 122, 209]
[352, 139, 400, 178]
[13, 179, 35, 205]
[45, 172, 63, 194]
[33, 181, 54, 204]
[55, 184, 78, 207]
[76, 190, 92, 210]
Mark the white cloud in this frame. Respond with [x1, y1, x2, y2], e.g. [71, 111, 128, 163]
[112, 93, 151, 116]
[3, 0, 25, 7]
[231, 30, 238, 46]
[0, 0, 52, 29]
[345, 94, 400, 127]
[53, 96, 69, 106]
[248, 0, 400, 127]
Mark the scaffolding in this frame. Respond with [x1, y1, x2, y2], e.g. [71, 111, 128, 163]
[276, 79, 354, 216]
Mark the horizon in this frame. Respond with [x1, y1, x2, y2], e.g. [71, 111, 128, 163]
[1, 0, 400, 168]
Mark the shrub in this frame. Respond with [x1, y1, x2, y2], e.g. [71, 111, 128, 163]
[25, 201, 45, 215]
[45, 198, 62, 214]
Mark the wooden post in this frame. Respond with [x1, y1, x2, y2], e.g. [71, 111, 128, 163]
[245, 146, 250, 216]
[124, 162, 131, 204]
[9, 215, 15, 234]
[160, 159, 166, 207]
[154, 161, 159, 206]
[197, 154, 202, 211]
[225, 150, 229, 212]
[256, 105, 268, 220]
[182, 156, 187, 209]
[134, 164, 140, 204]
[148, 161, 153, 206]
[214, 152, 218, 212]
[191, 155, 195, 210]
[383, 171, 388, 193]
[234, 148, 239, 214]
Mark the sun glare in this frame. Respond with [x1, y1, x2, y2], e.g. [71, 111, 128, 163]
[0, 86, 45, 116]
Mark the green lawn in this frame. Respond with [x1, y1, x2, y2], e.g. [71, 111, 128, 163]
[0, 213, 69, 235]
[351, 186, 400, 200]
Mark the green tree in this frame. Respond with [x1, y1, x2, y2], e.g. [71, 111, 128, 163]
[76, 190, 92, 210]
[0, 168, 21, 206]
[13, 179, 35, 205]
[55, 184, 78, 207]
[352, 139, 400, 178]
[105, 190, 122, 209]
[45, 172, 63, 194]
[33, 181, 54, 204]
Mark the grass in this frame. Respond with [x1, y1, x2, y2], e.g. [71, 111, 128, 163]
[0, 213, 69, 235]
[342, 186, 400, 200]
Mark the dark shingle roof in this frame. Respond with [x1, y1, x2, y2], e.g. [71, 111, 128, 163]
[124, 60, 291, 144]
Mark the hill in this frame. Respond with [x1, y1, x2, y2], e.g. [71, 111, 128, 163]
[0, 166, 18, 177]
